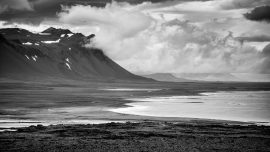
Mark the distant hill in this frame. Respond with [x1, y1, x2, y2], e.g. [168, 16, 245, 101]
[0, 27, 151, 81]
[231, 73, 270, 82]
[142, 72, 270, 82]
[173, 73, 240, 82]
[142, 73, 193, 82]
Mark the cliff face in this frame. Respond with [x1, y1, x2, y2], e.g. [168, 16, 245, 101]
[0, 27, 151, 81]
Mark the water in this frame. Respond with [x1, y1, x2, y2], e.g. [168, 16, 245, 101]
[100, 88, 162, 92]
[0, 87, 161, 130]
[109, 91, 270, 124]
[0, 106, 125, 130]
[1, 90, 269, 130]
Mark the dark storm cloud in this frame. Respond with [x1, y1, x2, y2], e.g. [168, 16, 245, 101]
[244, 5, 270, 23]
[115, 0, 207, 4]
[0, 0, 33, 12]
[0, 0, 102, 24]
[0, 0, 173, 24]
[0, 0, 210, 25]
[236, 35, 270, 43]
[219, 0, 270, 10]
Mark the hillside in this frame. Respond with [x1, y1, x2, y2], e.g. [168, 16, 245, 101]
[0, 27, 150, 81]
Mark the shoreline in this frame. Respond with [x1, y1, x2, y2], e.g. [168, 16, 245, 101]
[0, 111, 267, 132]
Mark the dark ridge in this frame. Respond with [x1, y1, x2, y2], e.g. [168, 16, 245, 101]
[87, 34, 96, 39]
[42, 27, 72, 36]
[0, 28, 32, 35]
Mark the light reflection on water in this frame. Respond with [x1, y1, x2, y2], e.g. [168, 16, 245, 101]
[110, 91, 270, 124]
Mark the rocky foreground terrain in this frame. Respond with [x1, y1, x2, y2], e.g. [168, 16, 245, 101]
[0, 121, 270, 152]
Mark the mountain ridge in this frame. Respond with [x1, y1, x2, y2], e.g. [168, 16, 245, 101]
[0, 27, 152, 82]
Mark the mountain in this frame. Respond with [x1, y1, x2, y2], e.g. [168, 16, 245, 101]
[173, 73, 240, 82]
[0, 27, 151, 81]
[41, 27, 72, 36]
[143, 73, 193, 82]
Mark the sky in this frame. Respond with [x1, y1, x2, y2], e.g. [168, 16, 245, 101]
[0, 0, 270, 74]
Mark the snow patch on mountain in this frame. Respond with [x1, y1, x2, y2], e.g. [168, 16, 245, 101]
[67, 34, 73, 37]
[31, 56, 37, 61]
[25, 55, 30, 60]
[42, 39, 60, 44]
[65, 58, 70, 63]
[65, 63, 71, 70]
[23, 42, 32, 45]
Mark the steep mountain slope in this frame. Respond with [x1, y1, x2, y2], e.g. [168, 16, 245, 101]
[0, 27, 150, 81]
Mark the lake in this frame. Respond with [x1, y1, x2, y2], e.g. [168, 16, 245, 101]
[109, 91, 270, 125]
[1, 90, 269, 130]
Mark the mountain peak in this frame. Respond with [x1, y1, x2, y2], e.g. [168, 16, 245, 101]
[42, 27, 56, 32]
[42, 27, 72, 36]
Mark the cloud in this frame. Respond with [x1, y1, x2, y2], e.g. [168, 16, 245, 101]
[0, 0, 54, 24]
[0, 0, 33, 12]
[58, 3, 153, 38]
[0, 6, 7, 14]
[236, 35, 270, 42]
[56, 2, 270, 74]
[1, 1, 270, 74]
[218, 0, 270, 10]
[261, 44, 270, 73]
[1, 0, 270, 24]
[244, 5, 270, 22]
[0, 0, 177, 24]
[0, 0, 104, 24]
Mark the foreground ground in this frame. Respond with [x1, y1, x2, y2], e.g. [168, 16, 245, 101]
[0, 121, 270, 152]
